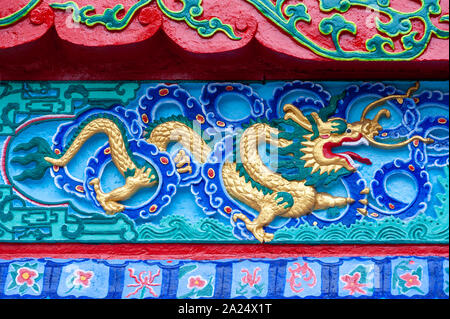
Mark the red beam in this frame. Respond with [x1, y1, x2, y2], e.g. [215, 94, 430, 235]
[0, 244, 447, 260]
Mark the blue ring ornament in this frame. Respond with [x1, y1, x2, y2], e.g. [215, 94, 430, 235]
[199, 83, 268, 129]
[334, 83, 422, 141]
[369, 159, 432, 219]
[138, 83, 206, 126]
[84, 139, 180, 223]
[334, 82, 404, 120]
[138, 84, 205, 186]
[268, 81, 331, 119]
[407, 116, 449, 169]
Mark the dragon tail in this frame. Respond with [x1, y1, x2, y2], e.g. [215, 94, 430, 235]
[46, 115, 139, 175]
[11, 115, 144, 182]
[10, 137, 56, 181]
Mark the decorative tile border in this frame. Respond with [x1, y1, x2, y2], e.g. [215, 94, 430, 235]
[0, 256, 448, 299]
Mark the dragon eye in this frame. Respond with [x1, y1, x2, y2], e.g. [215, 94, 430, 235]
[346, 129, 352, 133]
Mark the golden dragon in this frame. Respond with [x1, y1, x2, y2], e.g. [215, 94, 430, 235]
[23, 83, 434, 243]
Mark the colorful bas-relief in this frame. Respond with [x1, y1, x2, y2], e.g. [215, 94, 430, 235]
[1, 0, 448, 60]
[0, 2, 448, 302]
[0, 256, 448, 299]
[0, 81, 448, 245]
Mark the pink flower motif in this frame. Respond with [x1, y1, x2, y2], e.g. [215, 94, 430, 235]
[188, 276, 207, 289]
[400, 272, 421, 288]
[287, 262, 317, 293]
[73, 270, 94, 288]
[16, 268, 38, 287]
[126, 268, 161, 298]
[341, 272, 367, 295]
[241, 267, 261, 288]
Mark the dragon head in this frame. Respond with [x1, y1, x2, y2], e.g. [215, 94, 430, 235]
[276, 82, 434, 185]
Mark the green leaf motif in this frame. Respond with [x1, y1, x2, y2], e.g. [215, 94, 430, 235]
[350, 265, 369, 283]
[196, 277, 214, 297]
[412, 266, 423, 280]
[31, 283, 40, 293]
[285, 3, 311, 24]
[178, 264, 198, 279]
[18, 283, 28, 295]
[236, 282, 248, 295]
[7, 278, 18, 290]
[253, 282, 264, 295]
[50, 0, 241, 40]
[319, 0, 351, 12]
[11, 264, 21, 271]
[0, 0, 41, 27]
[246, 0, 449, 61]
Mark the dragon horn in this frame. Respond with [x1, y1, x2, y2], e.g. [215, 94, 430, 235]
[283, 104, 313, 132]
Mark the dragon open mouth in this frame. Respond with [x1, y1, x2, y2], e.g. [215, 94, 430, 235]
[323, 134, 372, 169]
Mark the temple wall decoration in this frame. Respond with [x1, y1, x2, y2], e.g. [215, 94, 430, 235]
[0, 81, 448, 246]
[0, 0, 448, 301]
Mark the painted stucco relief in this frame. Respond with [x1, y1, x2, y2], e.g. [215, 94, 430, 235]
[0, 81, 448, 244]
[1, 1, 448, 61]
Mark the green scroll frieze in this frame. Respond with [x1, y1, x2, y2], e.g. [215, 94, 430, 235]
[50, 0, 241, 39]
[0, 81, 448, 244]
[245, 0, 449, 60]
[1, 1, 448, 61]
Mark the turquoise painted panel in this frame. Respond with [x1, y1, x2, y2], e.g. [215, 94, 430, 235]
[0, 81, 448, 243]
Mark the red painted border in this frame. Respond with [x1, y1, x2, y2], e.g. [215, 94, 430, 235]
[0, 244, 447, 260]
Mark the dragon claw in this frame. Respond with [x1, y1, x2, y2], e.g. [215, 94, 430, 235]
[174, 149, 192, 174]
[89, 178, 125, 215]
[232, 213, 274, 243]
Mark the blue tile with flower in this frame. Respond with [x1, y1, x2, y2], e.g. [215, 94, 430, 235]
[57, 260, 109, 298]
[391, 258, 429, 297]
[0, 256, 448, 299]
[338, 259, 375, 297]
[177, 263, 216, 299]
[231, 261, 269, 298]
[122, 262, 163, 299]
[5, 261, 45, 297]
[284, 259, 321, 298]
